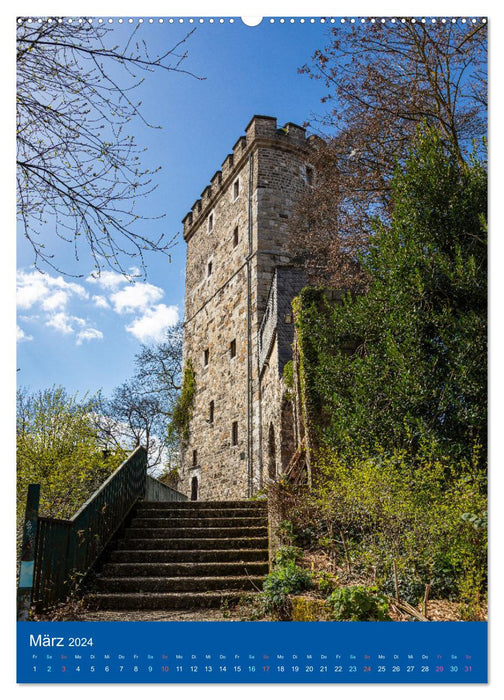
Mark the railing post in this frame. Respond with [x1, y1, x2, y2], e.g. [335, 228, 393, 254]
[17, 484, 40, 621]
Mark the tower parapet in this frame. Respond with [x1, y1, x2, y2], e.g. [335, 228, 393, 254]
[182, 115, 312, 241]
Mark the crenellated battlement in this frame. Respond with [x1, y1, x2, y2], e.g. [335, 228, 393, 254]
[182, 115, 314, 240]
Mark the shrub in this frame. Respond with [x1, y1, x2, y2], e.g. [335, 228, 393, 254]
[274, 545, 303, 567]
[262, 563, 313, 618]
[326, 586, 390, 621]
[299, 440, 487, 610]
[315, 571, 339, 594]
[276, 519, 296, 544]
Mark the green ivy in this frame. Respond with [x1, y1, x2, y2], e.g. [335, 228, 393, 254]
[282, 360, 295, 401]
[282, 360, 294, 388]
[168, 359, 196, 445]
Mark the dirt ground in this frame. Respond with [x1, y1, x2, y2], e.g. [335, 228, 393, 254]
[36, 597, 485, 623]
[76, 608, 252, 622]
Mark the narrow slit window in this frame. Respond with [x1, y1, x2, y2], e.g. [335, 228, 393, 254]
[233, 179, 240, 200]
[192, 449, 198, 466]
[208, 212, 214, 232]
[233, 226, 239, 247]
[230, 339, 237, 358]
[204, 348, 209, 366]
[231, 421, 238, 446]
[209, 400, 214, 424]
[207, 260, 213, 277]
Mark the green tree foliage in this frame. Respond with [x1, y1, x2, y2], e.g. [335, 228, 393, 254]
[296, 127, 487, 464]
[286, 127, 487, 617]
[17, 386, 126, 549]
[290, 19, 487, 289]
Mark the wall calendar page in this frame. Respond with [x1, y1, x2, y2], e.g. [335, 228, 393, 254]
[15, 8, 489, 688]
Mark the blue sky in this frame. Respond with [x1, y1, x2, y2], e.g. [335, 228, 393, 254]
[16, 17, 335, 398]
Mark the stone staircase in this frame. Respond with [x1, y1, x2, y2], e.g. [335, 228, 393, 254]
[86, 500, 269, 611]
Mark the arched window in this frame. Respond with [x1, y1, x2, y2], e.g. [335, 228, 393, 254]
[268, 423, 276, 480]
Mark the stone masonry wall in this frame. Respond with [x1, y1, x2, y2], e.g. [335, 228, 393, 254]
[258, 267, 308, 484]
[180, 116, 314, 500]
[182, 154, 251, 500]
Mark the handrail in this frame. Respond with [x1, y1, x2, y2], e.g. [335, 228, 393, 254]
[32, 446, 147, 609]
[71, 446, 145, 521]
[145, 474, 188, 502]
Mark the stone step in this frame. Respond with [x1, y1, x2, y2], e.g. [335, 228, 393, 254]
[140, 500, 267, 510]
[109, 548, 269, 564]
[135, 508, 268, 522]
[123, 526, 268, 540]
[83, 498, 269, 613]
[129, 517, 267, 529]
[102, 561, 269, 577]
[86, 591, 253, 611]
[95, 575, 264, 593]
[116, 537, 269, 551]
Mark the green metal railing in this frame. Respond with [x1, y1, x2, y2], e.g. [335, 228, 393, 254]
[31, 446, 147, 609]
[145, 473, 188, 502]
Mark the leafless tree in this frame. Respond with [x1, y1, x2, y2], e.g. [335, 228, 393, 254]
[17, 17, 201, 277]
[96, 379, 167, 470]
[134, 321, 183, 397]
[93, 321, 183, 470]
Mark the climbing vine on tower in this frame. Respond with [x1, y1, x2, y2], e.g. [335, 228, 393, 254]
[168, 359, 196, 445]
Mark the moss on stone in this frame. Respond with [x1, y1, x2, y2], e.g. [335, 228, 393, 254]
[290, 596, 331, 621]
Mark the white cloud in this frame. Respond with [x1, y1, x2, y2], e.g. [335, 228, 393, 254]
[125, 304, 179, 343]
[16, 325, 33, 342]
[16, 267, 177, 348]
[86, 269, 137, 291]
[16, 270, 104, 346]
[16, 275, 47, 309]
[76, 328, 104, 345]
[92, 295, 110, 309]
[45, 312, 103, 346]
[88, 271, 178, 345]
[17, 270, 88, 310]
[111, 282, 164, 315]
[46, 312, 86, 335]
[41, 290, 68, 311]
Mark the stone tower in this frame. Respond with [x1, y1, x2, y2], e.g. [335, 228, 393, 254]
[180, 115, 315, 500]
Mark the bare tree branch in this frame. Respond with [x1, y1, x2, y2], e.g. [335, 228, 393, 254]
[16, 17, 203, 278]
[92, 321, 183, 470]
